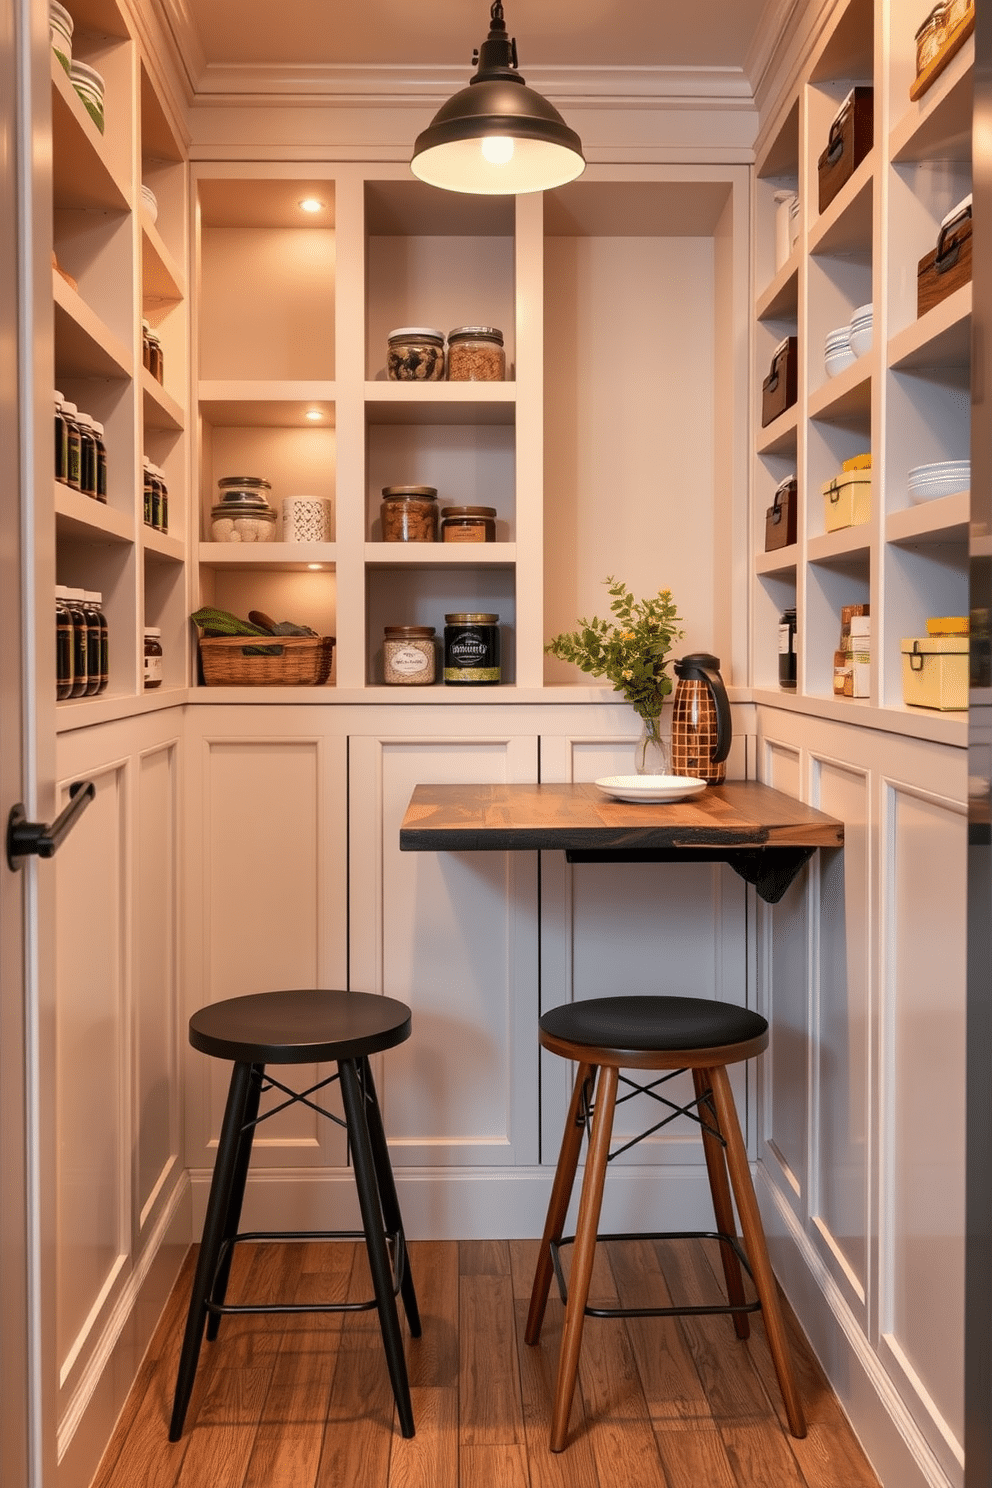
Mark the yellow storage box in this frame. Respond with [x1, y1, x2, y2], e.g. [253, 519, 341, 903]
[900, 635, 968, 710]
[823, 469, 871, 532]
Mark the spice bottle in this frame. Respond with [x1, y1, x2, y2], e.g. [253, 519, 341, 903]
[386, 327, 445, 382]
[440, 505, 497, 543]
[143, 458, 154, 527]
[79, 591, 102, 696]
[141, 318, 152, 371]
[446, 326, 505, 381]
[62, 400, 82, 490]
[91, 420, 107, 502]
[778, 607, 797, 690]
[76, 410, 98, 499]
[55, 392, 68, 484]
[144, 627, 163, 689]
[56, 587, 74, 699]
[381, 486, 438, 542]
[383, 626, 437, 685]
[63, 587, 89, 697]
[443, 612, 501, 685]
[146, 327, 164, 383]
[87, 590, 109, 693]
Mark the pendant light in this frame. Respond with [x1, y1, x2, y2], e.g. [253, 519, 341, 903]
[410, 1, 585, 196]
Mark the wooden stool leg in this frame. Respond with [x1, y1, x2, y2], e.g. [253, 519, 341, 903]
[339, 1058, 415, 1439]
[170, 1059, 256, 1440]
[709, 1065, 807, 1438]
[549, 1063, 619, 1453]
[693, 1067, 749, 1340]
[525, 1061, 597, 1346]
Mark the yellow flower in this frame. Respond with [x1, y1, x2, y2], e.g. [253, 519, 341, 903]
[622, 668, 633, 681]
[622, 630, 635, 640]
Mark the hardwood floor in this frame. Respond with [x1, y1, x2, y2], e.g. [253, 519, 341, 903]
[91, 1238, 881, 1488]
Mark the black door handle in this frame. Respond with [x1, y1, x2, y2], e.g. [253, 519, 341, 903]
[6, 780, 96, 870]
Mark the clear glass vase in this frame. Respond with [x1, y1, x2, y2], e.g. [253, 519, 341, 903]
[634, 714, 669, 776]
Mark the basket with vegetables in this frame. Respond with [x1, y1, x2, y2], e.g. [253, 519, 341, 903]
[191, 607, 335, 686]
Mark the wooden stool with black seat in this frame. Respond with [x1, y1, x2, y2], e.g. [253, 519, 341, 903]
[525, 994, 806, 1452]
[169, 988, 420, 1441]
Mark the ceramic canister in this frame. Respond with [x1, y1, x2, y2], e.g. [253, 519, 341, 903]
[282, 495, 333, 542]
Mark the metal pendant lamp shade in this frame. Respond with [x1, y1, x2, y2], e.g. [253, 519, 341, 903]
[411, 2, 585, 196]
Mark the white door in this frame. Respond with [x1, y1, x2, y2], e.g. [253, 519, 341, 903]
[2, 4, 61, 1484]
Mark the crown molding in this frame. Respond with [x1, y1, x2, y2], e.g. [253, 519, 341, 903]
[186, 61, 755, 109]
[147, 0, 206, 100]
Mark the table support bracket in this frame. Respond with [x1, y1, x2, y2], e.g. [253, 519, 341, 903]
[563, 846, 816, 904]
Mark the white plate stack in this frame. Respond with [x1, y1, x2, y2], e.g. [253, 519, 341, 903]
[825, 326, 855, 377]
[848, 303, 873, 357]
[140, 183, 158, 224]
[907, 460, 971, 503]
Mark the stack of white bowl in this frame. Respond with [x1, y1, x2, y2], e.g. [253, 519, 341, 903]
[140, 183, 158, 224]
[70, 58, 105, 133]
[825, 326, 855, 377]
[49, 0, 73, 73]
[907, 460, 971, 503]
[848, 303, 873, 356]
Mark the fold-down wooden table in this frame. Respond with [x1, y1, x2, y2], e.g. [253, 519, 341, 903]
[399, 780, 844, 903]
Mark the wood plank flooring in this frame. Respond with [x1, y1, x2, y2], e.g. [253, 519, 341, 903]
[91, 1239, 881, 1488]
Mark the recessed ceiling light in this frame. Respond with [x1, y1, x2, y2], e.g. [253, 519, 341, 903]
[305, 408, 324, 421]
[299, 198, 325, 213]
[307, 563, 324, 571]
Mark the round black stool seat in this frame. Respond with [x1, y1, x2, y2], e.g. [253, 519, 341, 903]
[540, 994, 767, 1054]
[190, 987, 412, 1064]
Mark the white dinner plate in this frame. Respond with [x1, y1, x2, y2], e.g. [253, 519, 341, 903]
[593, 774, 708, 804]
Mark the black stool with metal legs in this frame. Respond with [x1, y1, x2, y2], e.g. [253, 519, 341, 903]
[526, 994, 806, 1453]
[169, 988, 420, 1441]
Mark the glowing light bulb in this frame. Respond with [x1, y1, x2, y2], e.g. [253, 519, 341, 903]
[481, 136, 515, 166]
[305, 408, 323, 421]
[299, 198, 325, 213]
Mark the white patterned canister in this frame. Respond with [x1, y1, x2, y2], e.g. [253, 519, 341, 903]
[282, 495, 333, 542]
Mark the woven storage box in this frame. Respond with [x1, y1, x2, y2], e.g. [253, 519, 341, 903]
[199, 634, 335, 686]
[900, 636, 967, 710]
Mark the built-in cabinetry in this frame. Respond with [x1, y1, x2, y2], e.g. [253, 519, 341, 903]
[753, 0, 970, 746]
[53, 0, 189, 717]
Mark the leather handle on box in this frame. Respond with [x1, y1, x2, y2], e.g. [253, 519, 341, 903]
[826, 111, 847, 163]
[935, 211, 969, 273]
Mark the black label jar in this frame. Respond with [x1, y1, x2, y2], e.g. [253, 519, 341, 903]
[55, 392, 68, 484]
[386, 327, 445, 382]
[381, 486, 438, 542]
[144, 627, 163, 689]
[56, 587, 73, 699]
[778, 607, 797, 690]
[444, 612, 500, 685]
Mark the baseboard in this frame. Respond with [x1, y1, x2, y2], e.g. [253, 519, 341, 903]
[757, 1164, 957, 1488]
[56, 1174, 192, 1488]
[190, 1162, 723, 1242]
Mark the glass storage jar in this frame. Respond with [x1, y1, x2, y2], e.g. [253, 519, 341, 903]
[211, 476, 277, 542]
[144, 627, 163, 689]
[383, 626, 437, 685]
[387, 327, 445, 382]
[55, 392, 68, 483]
[446, 326, 505, 381]
[440, 505, 497, 543]
[55, 588, 73, 699]
[381, 486, 438, 542]
[778, 607, 797, 690]
[444, 613, 500, 685]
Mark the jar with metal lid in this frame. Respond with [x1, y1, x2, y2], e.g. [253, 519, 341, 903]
[778, 607, 797, 690]
[915, 1, 948, 73]
[446, 326, 505, 382]
[211, 476, 277, 542]
[86, 589, 109, 693]
[146, 327, 164, 383]
[383, 626, 437, 685]
[144, 627, 163, 689]
[381, 485, 438, 542]
[444, 612, 500, 685]
[141, 319, 152, 371]
[79, 592, 102, 696]
[440, 505, 497, 543]
[76, 411, 98, 499]
[143, 459, 154, 526]
[91, 419, 107, 502]
[387, 327, 445, 382]
[63, 588, 89, 697]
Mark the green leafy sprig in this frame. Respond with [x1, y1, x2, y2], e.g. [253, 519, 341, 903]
[545, 578, 684, 723]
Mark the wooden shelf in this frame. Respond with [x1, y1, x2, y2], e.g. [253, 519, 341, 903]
[364, 543, 516, 570]
[53, 271, 133, 380]
[50, 54, 129, 212]
[198, 384, 338, 426]
[197, 542, 337, 571]
[55, 482, 134, 544]
[888, 286, 971, 370]
[755, 545, 799, 576]
[808, 526, 872, 563]
[141, 213, 186, 302]
[886, 489, 968, 545]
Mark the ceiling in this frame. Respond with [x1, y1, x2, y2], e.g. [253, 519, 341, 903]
[169, 0, 780, 93]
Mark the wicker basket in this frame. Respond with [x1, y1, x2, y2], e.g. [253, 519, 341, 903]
[198, 634, 335, 686]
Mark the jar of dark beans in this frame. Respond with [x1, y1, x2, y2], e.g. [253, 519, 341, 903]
[387, 327, 445, 382]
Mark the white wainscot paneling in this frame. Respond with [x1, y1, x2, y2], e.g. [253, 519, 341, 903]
[136, 743, 180, 1233]
[196, 733, 349, 1177]
[54, 764, 127, 1389]
[881, 781, 966, 1481]
[349, 734, 539, 1180]
[759, 738, 809, 1204]
[812, 756, 871, 1314]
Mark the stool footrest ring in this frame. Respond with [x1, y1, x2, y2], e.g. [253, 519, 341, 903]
[550, 1230, 762, 1321]
[205, 1227, 409, 1317]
